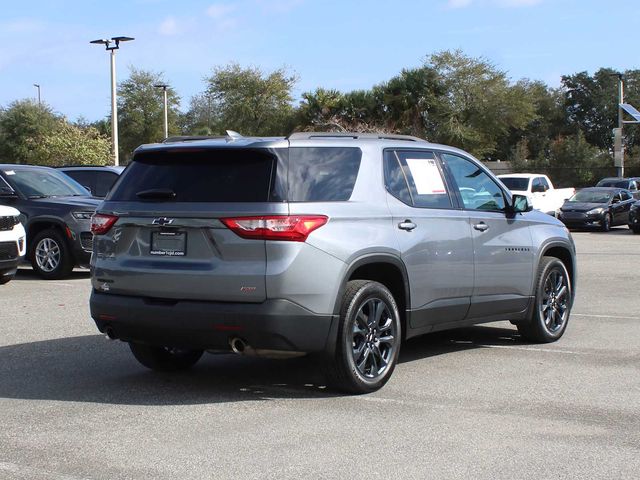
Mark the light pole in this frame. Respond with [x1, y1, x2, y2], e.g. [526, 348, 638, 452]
[610, 72, 625, 177]
[90, 36, 134, 166]
[33, 84, 41, 106]
[154, 84, 169, 139]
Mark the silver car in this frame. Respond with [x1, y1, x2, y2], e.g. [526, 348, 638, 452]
[89, 132, 576, 393]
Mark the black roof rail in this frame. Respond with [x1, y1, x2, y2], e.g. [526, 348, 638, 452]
[287, 132, 426, 142]
[162, 135, 225, 143]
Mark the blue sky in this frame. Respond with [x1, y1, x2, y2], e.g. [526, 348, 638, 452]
[1, 0, 637, 122]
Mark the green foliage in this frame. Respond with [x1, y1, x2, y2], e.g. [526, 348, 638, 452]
[28, 120, 111, 166]
[203, 63, 297, 136]
[117, 67, 180, 162]
[0, 100, 60, 164]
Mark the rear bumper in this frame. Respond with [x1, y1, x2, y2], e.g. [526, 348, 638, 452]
[90, 291, 337, 353]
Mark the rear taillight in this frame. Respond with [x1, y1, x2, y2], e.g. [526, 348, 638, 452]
[221, 215, 328, 242]
[91, 214, 118, 235]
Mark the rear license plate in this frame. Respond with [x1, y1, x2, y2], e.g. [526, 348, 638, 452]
[150, 231, 186, 256]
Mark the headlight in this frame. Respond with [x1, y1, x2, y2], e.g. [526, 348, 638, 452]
[71, 211, 95, 220]
[586, 208, 604, 215]
[12, 215, 20, 226]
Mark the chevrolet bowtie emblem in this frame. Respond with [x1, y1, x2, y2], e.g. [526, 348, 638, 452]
[152, 217, 174, 226]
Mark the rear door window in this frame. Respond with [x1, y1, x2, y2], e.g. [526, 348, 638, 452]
[108, 149, 281, 202]
[384, 150, 452, 209]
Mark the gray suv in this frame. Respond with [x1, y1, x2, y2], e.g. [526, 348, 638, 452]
[89, 132, 576, 393]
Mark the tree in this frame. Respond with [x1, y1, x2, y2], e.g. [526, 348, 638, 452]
[117, 68, 180, 162]
[0, 100, 60, 164]
[28, 120, 111, 166]
[426, 50, 537, 159]
[202, 63, 297, 135]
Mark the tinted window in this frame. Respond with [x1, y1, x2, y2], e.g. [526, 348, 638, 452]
[568, 190, 612, 203]
[63, 171, 94, 193]
[108, 149, 278, 202]
[94, 172, 120, 197]
[385, 150, 452, 209]
[441, 153, 506, 211]
[383, 151, 412, 205]
[539, 177, 550, 189]
[288, 147, 361, 201]
[500, 177, 529, 191]
[621, 190, 632, 201]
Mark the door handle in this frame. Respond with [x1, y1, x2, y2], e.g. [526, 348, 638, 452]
[398, 220, 417, 231]
[473, 222, 489, 232]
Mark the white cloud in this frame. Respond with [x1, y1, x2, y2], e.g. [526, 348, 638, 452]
[158, 17, 178, 36]
[206, 3, 236, 19]
[447, 0, 473, 8]
[446, 0, 542, 7]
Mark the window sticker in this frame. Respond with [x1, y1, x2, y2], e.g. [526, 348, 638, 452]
[406, 158, 446, 195]
[4, 170, 16, 175]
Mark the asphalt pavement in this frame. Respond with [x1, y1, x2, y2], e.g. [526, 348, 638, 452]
[0, 229, 638, 479]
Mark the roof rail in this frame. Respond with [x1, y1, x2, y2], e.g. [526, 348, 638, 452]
[162, 135, 225, 143]
[287, 132, 426, 142]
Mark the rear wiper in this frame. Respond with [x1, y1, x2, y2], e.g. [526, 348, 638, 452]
[136, 188, 177, 200]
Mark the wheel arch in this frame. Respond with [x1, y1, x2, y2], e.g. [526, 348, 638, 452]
[540, 243, 576, 299]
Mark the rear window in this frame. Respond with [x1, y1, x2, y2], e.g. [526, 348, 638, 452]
[107, 149, 280, 202]
[288, 147, 361, 201]
[499, 177, 529, 191]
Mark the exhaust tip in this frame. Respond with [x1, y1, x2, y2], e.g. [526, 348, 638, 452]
[104, 326, 117, 340]
[230, 337, 247, 354]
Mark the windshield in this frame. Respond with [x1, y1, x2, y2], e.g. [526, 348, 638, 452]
[2, 168, 89, 198]
[499, 177, 529, 191]
[568, 190, 612, 204]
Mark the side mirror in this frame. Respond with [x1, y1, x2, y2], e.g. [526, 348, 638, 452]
[510, 194, 532, 214]
[83, 185, 93, 195]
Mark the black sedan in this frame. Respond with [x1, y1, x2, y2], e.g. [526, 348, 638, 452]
[557, 187, 635, 232]
[629, 201, 640, 234]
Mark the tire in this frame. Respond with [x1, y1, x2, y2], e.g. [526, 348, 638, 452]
[325, 280, 402, 394]
[29, 229, 74, 280]
[601, 213, 611, 232]
[631, 225, 640, 234]
[0, 271, 15, 285]
[129, 343, 203, 372]
[518, 257, 572, 343]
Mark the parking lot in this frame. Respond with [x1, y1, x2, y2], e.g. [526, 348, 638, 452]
[0, 229, 638, 480]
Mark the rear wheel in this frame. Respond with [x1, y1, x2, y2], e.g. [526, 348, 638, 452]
[326, 280, 401, 394]
[631, 225, 640, 234]
[518, 257, 572, 343]
[129, 343, 203, 371]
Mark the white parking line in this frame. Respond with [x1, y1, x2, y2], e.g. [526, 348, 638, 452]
[476, 344, 586, 355]
[573, 313, 640, 320]
[0, 462, 90, 480]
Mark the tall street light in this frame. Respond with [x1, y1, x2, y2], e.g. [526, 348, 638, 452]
[90, 36, 134, 166]
[154, 83, 169, 139]
[33, 84, 41, 106]
[610, 72, 625, 177]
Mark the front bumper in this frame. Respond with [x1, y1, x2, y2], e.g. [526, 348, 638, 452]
[558, 212, 603, 229]
[90, 291, 337, 353]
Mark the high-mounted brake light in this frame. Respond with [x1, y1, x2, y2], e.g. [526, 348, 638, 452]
[221, 215, 328, 242]
[91, 214, 119, 235]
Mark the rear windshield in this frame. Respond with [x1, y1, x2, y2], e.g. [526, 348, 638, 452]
[288, 147, 361, 201]
[499, 177, 529, 191]
[596, 180, 627, 188]
[107, 149, 280, 202]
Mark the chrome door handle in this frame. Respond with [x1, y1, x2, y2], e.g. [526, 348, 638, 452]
[398, 220, 417, 231]
[473, 222, 489, 232]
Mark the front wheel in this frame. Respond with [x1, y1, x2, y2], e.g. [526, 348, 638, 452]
[129, 343, 203, 371]
[518, 257, 572, 343]
[631, 225, 640, 234]
[29, 229, 74, 279]
[601, 213, 611, 232]
[326, 280, 402, 394]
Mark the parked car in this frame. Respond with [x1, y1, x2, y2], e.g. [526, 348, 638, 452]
[58, 165, 124, 198]
[90, 132, 576, 393]
[0, 203, 26, 284]
[557, 187, 635, 231]
[629, 200, 640, 234]
[0, 165, 102, 279]
[497, 173, 575, 216]
[595, 177, 640, 199]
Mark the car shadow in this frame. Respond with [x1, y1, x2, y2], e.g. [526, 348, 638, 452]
[0, 325, 523, 406]
[14, 267, 90, 281]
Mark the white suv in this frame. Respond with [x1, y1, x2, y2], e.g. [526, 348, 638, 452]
[0, 205, 26, 284]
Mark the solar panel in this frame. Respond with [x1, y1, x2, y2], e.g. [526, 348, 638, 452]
[621, 103, 640, 122]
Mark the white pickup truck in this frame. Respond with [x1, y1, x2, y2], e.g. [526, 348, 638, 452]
[498, 174, 575, 216]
